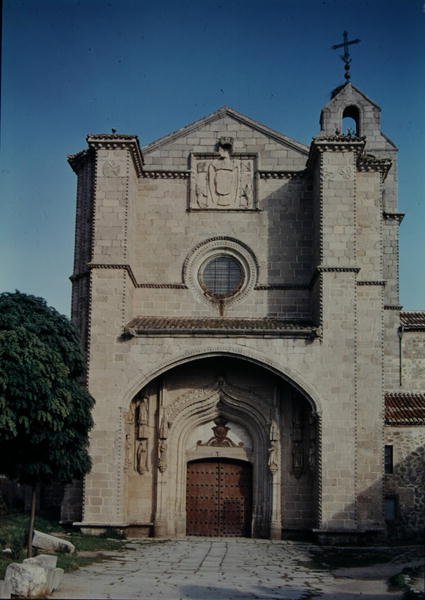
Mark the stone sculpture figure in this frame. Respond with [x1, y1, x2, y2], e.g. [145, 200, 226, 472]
[158, 440, 167, 473]
[136, 397, 149, 440]
[268, 441, 279, 473]
[136, 439, 148, 474]
[158, 414, 169, 473]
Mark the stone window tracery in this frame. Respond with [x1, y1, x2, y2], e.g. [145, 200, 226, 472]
[184, 237, 258, 310]
[200, 256, 244, 299]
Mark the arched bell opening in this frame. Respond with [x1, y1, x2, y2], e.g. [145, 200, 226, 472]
[342, 105, 361, 135]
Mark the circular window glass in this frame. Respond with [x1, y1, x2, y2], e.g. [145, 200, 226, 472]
[200, 256, 244, 298]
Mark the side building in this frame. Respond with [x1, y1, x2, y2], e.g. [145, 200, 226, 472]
[64, 82, 425, 542]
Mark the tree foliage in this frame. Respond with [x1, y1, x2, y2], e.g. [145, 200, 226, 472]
[0, 291, 94, 485]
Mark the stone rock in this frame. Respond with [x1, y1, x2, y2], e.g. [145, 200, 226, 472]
[23, 556, 63, 593]
[51, 567, 64, 592]
[0, 579, 11, 600]
[1, 548, 12, 556]
[24, 553, 58, 569]
[32, 529, 75, 554]
[5, 562, 48, 598]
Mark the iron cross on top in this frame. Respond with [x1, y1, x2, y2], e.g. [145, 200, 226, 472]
[332, 31, 361, 81]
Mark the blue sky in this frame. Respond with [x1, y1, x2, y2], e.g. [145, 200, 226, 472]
[1, 0, 424, 316]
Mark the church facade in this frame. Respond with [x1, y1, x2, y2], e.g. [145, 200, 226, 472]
[65, 83, 425, 542]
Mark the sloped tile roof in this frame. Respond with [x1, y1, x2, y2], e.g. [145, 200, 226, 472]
[400, 312, 425, 330]
[124, 316, 316, 337]
[385, 393, 425, 425]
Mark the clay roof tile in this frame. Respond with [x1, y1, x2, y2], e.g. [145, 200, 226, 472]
[385, 392, 425, 425]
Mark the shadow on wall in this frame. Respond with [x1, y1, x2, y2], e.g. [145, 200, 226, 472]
[319, 442, 425, 544]
[384, 441, 425, 541]
[263, 177, 314, 321]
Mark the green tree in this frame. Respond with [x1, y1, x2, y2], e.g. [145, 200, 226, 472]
[0, 291, 94, 556]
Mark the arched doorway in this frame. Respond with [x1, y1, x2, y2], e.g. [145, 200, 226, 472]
[186, 458, 252, 537]
[124, 356, 319, 539]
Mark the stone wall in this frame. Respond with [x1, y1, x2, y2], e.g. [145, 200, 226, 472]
[66, 84, 422, 541]
[401, 331, 425, 390]
[384, 427, 425, 539]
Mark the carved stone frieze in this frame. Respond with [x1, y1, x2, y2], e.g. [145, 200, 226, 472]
[167, 377, 270, 425]
[167, 386, 217, 423]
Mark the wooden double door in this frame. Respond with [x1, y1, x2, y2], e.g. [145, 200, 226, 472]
[186, 458, 252, 537]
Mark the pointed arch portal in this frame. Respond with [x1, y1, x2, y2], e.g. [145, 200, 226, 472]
[125, 356, 319, 539]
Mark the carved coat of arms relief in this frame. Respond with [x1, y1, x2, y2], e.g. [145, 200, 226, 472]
[190, 139, 256, 210]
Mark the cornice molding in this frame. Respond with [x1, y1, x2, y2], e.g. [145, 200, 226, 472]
[383, 212, 405, 223]
[136, 283, 187, 289]
[254, 284, 309, 290]
[258, 170, 307, 180]
[72, 263, 188, 289]
[311, 135, 366, 154]
[86, 134, 144, 177]
[68, 149, 93, 174]
[87, 263, 138, 287]
[124, 316, 318, 339]
[306, 136, 366, 171]
[72, 263, 312, 294]
[142, 170, 189, 179]
[357, 155, 392, 181]
[317, 266, 360, 273]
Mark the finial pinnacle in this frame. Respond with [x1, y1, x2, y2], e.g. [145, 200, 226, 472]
[331, 31, 361, 82]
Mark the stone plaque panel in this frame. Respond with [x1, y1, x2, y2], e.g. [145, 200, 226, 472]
[190, 152, 256, 210]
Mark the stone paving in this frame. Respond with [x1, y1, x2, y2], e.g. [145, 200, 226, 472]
[51, 538, 412, 599]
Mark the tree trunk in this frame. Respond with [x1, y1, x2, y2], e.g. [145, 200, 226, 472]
[27, 484, 37, 558]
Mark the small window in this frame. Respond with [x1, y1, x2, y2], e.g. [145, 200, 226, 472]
[200, 256, 244, 298]
[384, 496, 397, 521]
[385, 445, 394, 474]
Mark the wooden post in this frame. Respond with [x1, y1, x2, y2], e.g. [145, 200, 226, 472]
[27, 484, 37, 558]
